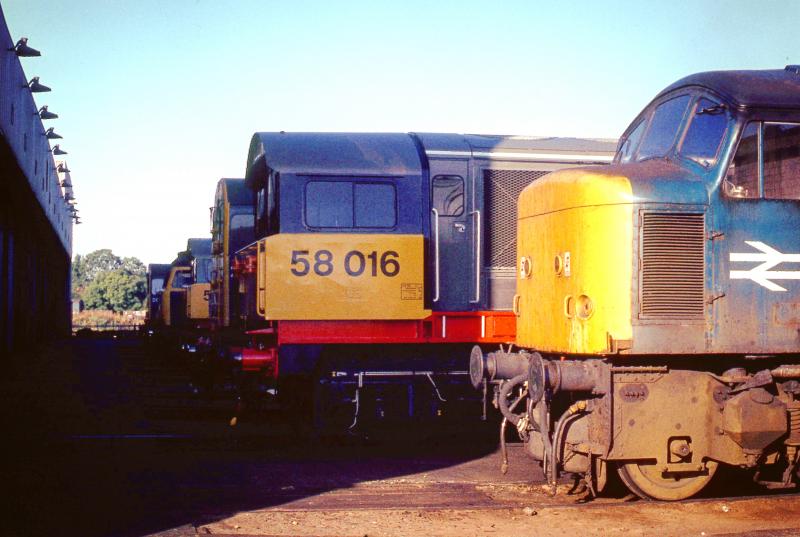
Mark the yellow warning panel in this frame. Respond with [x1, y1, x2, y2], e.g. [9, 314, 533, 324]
[259, 233, 429, 320]
[187, 283, 210, 320]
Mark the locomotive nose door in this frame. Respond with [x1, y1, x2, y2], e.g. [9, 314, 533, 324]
[715, 121, 800, 353]
[429, 159, 475, 311]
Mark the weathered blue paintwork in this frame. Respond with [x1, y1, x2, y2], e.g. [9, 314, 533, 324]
[614, 67, 800, 355]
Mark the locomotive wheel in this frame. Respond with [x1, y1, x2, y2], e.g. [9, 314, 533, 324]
[616, 460, 719, 501]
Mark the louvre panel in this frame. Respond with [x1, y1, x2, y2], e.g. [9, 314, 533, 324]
[640, 213, 705, 319]
[484, 169, 549, 270]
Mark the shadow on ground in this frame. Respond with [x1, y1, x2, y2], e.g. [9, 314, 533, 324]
[1, 337, 506, 537]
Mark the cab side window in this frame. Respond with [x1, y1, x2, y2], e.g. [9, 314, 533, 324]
[724, 123, 759, 199]
[432, 175, 464, 216]
[724, 122, 800, 200]
[764, 123, 800, 200]
[305, 180, 397, 229]
[306, 182, 353, 227]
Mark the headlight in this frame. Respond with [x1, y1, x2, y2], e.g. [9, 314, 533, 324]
[576, 294, 594, 320]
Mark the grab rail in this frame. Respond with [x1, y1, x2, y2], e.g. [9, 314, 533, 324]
[431, 208, 440, 302]
[256, 240, 267, 316]
[469, 210, 481, 303]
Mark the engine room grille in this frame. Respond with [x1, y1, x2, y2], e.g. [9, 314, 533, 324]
[484, 169, 549, 270]
[640, 212, 705, 319]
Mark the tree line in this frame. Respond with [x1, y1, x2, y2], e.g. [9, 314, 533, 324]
[72, 249, 147, 312]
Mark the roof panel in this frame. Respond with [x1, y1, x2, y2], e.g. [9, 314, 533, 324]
[220, 178, 251, 206]
[247, 133, 423, 182]
[658, 68, 800, 110]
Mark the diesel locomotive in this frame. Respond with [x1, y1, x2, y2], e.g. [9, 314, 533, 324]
[227, 133, 615, 428]
[471, 67, 800, 499]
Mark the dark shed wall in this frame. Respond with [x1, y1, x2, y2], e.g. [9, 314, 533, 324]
[0, 5, 72, 355]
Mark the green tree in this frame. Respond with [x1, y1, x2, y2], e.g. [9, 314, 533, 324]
[81, 249, 122, 282]
[71, 254, 84, 299]
[73, 249, 147, 311]
[83, 270, 147, 312]
[120, 256, 146, 277]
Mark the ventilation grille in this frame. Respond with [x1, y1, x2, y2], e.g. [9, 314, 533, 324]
[640, 213, 705, 319]
[484, 169, 549, 270]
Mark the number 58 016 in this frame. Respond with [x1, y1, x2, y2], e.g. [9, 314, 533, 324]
[290, 250, 400, 277]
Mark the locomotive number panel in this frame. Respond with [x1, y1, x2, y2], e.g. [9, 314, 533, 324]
[289, 249, 400, 278]
[259, 233, 429, 320]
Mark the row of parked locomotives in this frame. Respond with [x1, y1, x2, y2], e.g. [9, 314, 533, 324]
[145, 238, 213, 340]
[148, 133, 615, 428]
[470, 66, 800, 500]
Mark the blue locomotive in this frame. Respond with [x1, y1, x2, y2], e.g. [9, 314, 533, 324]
[471, 66, 800, 499]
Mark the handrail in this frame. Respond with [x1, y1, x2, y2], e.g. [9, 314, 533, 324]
[431, 208, 440, 302]
[257, 240, 267, 316]
[469, 210, 481, 303]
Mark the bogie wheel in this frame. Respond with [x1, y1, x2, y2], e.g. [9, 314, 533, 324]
[617, 460, 719, 501]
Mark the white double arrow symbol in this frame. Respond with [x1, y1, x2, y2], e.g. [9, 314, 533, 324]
[730, 241, 800, 292]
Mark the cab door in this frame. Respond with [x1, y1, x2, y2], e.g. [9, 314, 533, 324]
[429, 158, 475, 311]
[714, 120, 800, 353]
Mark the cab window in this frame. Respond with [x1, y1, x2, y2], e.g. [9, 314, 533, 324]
[636, 95, 692, 161]
[724, 123, 759, 198]
[764, 123, 800, 200]
[194, 258, 213, 284]
[151, 277, 165, 294]
[355, 183, 395, 227]
[230, 213, 255, 251]
[432, 175, 464, 216]
[725, 122, 800, 200]
[172, 270, 192, 288]
[680, 98, 729, 167]
[305, 180, 396, 229]
[256, 171, 278, 237]
[617, 120, 646, 164]
[306, 182, 353, 227]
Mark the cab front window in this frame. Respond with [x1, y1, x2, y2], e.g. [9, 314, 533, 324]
[679, 98, 729, 167]
[172, 270, 192, 288]
[636, 94, 692, 161]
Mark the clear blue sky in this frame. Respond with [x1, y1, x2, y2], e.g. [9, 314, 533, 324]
[5, 0, 798, 264]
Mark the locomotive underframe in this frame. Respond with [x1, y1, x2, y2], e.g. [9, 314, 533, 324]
[473, 348, 800, 500]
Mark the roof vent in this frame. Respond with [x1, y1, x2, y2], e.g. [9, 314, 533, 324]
[786, 65, 800, 75]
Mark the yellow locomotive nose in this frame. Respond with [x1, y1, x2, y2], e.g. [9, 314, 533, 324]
[515, 168, 634, 354]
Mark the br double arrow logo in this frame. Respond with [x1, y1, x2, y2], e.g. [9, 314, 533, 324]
[730, 241, 800, 292]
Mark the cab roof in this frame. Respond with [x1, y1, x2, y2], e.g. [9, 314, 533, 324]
[186, 238, 211, 257]
[657, 67, 800, 110]
[219, 178, 251, 206]
[246, 133, 422, 189]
